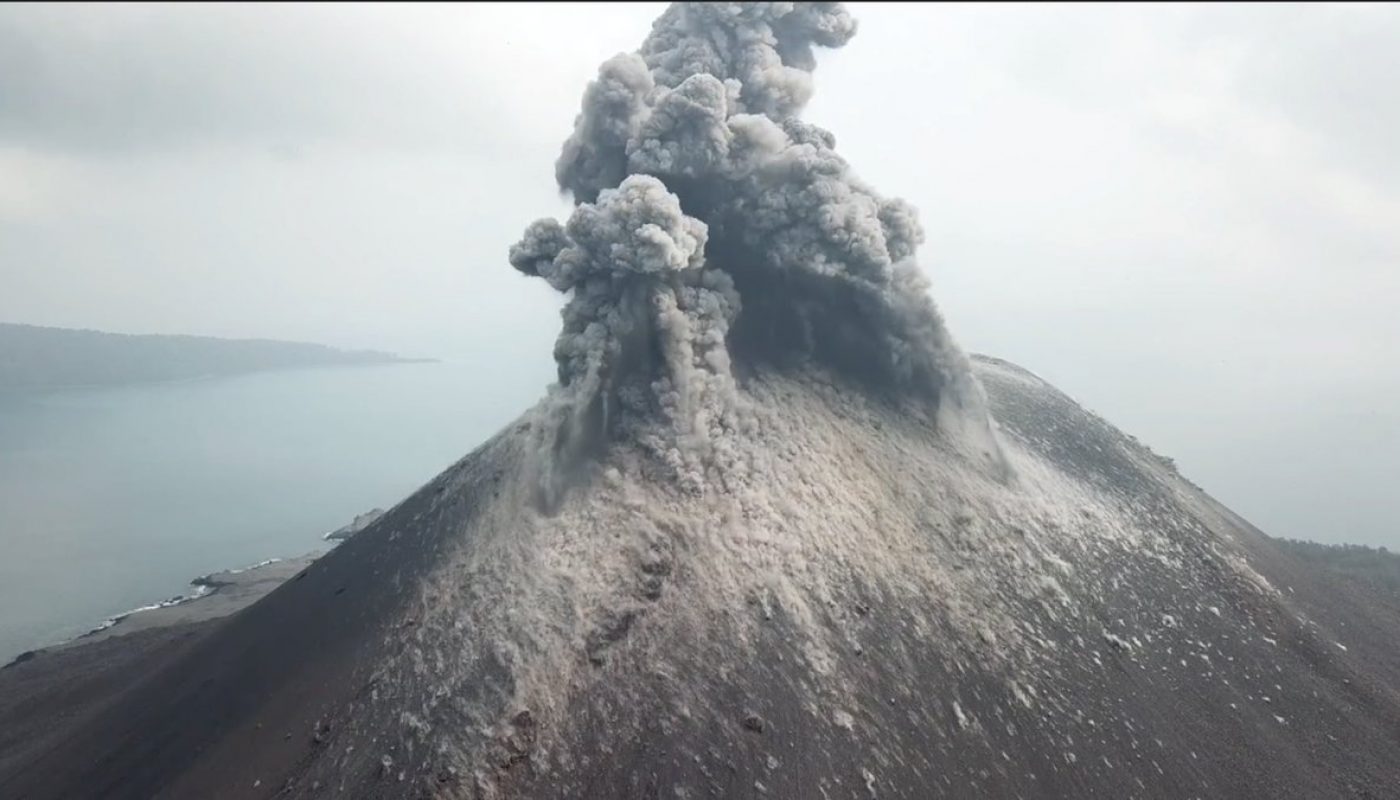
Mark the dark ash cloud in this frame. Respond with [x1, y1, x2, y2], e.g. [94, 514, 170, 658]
[511, 2, 1002, 495]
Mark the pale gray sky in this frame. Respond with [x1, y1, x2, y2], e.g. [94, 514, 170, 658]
[2, 3, 1396, 549]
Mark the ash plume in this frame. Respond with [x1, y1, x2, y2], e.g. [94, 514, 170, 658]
[512, 2, 1001, 491]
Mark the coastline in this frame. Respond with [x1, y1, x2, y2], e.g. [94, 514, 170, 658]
[1, 505, 387, 668]
[0, 321, 439, 395]
[4, 553, 323, 669]
[0, 515, 363, 777]
[0, 358, 505, 673]
[0, 356, 439, 398]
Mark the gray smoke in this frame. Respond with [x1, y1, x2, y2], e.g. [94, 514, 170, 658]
[511, 2, 998, 493]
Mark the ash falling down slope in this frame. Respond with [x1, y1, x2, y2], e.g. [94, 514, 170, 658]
[6, 3, 1400, 798]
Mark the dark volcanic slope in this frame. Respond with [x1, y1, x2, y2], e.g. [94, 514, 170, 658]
[3, 357, 1399, 800]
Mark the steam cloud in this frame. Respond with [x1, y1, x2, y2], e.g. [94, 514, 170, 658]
[511, 2, 994, 492]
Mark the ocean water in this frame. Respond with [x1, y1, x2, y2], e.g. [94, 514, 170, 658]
[0, 361, 546, 664]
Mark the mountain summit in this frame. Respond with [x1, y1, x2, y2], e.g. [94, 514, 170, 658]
[3, 4, 1398, 798]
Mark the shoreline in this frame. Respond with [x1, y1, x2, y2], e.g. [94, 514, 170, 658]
[2, 505, 388, 668]
[4, 553, 324, 669]
[0, 509, 375, 778]
[0, 356, 439, 398]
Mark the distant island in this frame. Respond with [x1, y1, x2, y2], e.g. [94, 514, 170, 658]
[1272, 537, 1400, 599]
[0, 322, 430, 392]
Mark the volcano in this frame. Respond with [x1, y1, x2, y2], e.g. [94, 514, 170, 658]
[3, 3, 1399, 799]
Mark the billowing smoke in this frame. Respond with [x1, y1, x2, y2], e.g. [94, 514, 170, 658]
[512, 2, 997, 493]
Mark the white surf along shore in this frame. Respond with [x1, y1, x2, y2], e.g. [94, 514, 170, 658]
[51, 509, 388, 653]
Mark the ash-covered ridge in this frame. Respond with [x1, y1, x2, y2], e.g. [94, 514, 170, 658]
[8, 356, 1400, 799]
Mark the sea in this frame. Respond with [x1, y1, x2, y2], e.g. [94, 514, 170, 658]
[0, 360, 546, 664]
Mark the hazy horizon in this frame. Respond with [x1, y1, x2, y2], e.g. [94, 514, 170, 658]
[3, 3, 1397, 550]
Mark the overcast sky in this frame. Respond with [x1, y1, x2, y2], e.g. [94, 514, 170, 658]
[2, 3, 1396, 549]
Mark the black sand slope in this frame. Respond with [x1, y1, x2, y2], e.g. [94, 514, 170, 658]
[3, 357, 1398, 800]
[0, 424, 529, 800]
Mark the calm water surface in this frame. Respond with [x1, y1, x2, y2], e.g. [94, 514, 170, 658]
[0, 361, 543, 663]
